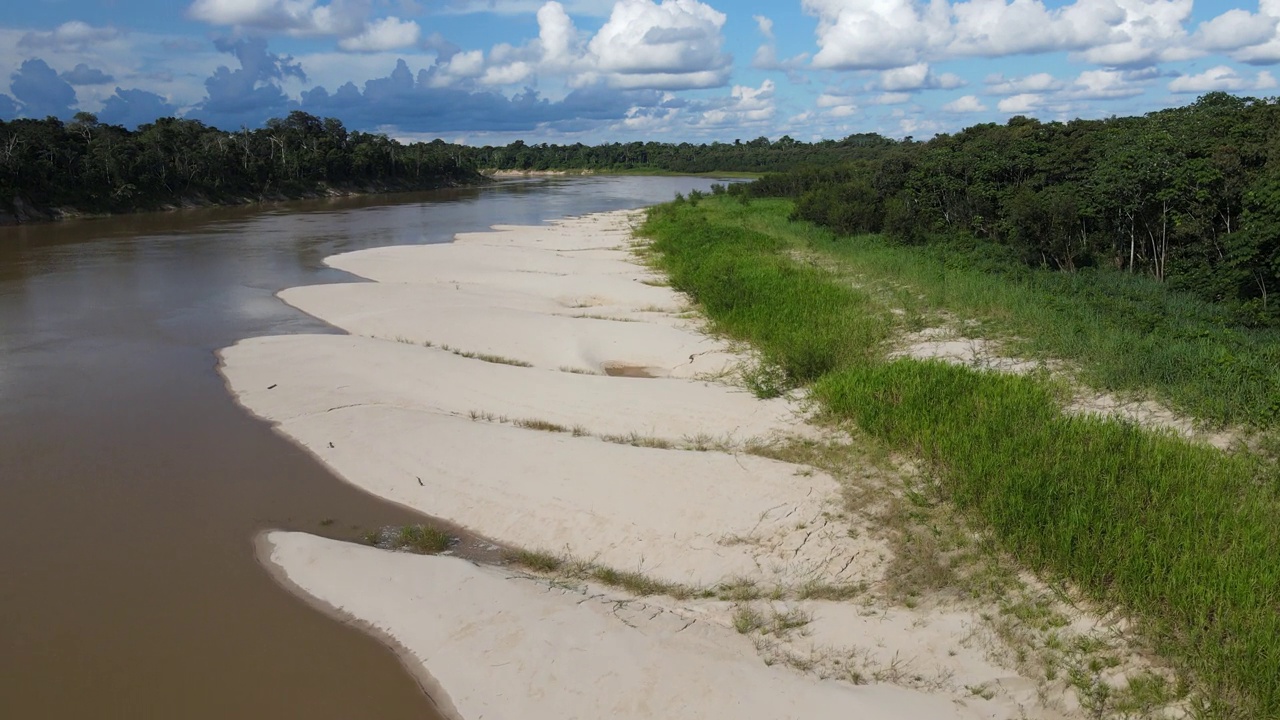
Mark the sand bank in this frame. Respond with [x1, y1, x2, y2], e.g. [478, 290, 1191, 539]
[263, 532, 978, 720]
[224, 210, 1137, 719]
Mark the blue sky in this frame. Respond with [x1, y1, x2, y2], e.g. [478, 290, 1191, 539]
[3, 1, 1279, 144]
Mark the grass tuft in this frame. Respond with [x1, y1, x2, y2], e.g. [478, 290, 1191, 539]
[364, 524, 454, 554]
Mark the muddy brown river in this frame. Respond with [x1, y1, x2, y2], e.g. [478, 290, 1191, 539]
[0, 177, 719, 719]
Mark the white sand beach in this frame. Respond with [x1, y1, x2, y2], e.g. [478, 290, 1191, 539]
[222, 209, 1142, 720]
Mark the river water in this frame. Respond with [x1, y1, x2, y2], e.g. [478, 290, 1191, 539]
[0, 176, 720, 719]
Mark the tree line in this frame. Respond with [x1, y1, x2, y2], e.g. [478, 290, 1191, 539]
[738, 92, 1280, 328]
[458, 133, 897, 174]
[0, 111, 482, 222]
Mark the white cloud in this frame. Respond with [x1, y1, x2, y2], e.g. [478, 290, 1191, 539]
[998, 92, 1040, 113]
[19, 21, 123, 50]
[1073, 0, 1197, 67]
[943, 94, 985, 112]
[698, 79, 776, 127]
[538, 2, 582, 70]
[481, 60, 534, 85]
[801, 0, 1260, 74]
[949, 0, 1123, 57]
[873, 92, 912, 104]
[587, 0, 730, 88]
[338, 17, 420, 52]
[877, 62, 964, 91]
[804, 0, 949, 70]
[187, 0, 366, 36]
[436, 0, 615, 16]
[984, 72, 1064, 95]
[1065, 68, 1147, 99]
[1194, 9, 1278, 53]
[1168, 65, 1273, 93]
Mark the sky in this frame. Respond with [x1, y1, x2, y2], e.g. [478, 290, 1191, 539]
[2, 0, 1279, 145]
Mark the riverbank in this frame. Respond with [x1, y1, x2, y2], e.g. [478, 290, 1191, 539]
[0, 175, 484, 226]
[221, 210, 1171, 719]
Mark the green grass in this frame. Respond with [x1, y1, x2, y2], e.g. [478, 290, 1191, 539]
[363, 524, 454, 554]
[642, 199, 894, 390]
[639, 195, 1280, 718]
[504, 548, 694, 598]
[811, 229, 1280, 429]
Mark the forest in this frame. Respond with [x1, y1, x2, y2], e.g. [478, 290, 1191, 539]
[4, 93, 1277, 329]
[740, 92, 1280, 328]
[0, 110, 483, 222]
[457, 131, 897, 173]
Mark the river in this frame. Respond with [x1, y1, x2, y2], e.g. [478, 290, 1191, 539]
[0, 176, 721, 719]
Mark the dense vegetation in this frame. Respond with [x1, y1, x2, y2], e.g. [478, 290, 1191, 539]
[742, 92, 1280, 328]
[0, 111, 483, 221]
[641, 196, 1280, 718]
[459, 132, 897, 174]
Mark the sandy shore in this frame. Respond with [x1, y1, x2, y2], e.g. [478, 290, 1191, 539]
[222, 210, 1139, 719]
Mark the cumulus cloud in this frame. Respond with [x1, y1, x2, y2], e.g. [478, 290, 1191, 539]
[19, 21, 123, 50]
[1065, 68, 1147, 99]
[1168, 65, 1275, 94]
[997, 92, 1040, 113]
[1194, 9, 1278, 53]
[816, 91, 859, 118]
[338, 16, 421, 52]
[195, 37, 305, 126]
[873, 92, 912, 104]
[750, 13, 810, 74]
[943, 94, 985, 112]
[949, 0, 1124, 57]
[188, 0, 427, 55]
[538, 2, 582, 70]
[99, 88, 178, 128]
[438, 0, 615, 15]
[802, 0, 1259, 73]
[296, 57, 661, 133]
[187, 0, 367, 36]
[876, 62, 964, 91]
[9, 59, 78, 119]
[804, 0, 948, 70]
[1072, 0, 1197, 67]
[61, 63, 116, 86]
[0, 94, 18, 119]
[586, 0, 731, 89]
[984, 72, 1065, 95]
[1228, 0, 1280, 64]
[697, 79, 776, 127]
[414, 1, 730, 94]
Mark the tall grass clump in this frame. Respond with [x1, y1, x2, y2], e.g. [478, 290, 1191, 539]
[641, 199, 893, 387]
[814, 361, 1280, 715]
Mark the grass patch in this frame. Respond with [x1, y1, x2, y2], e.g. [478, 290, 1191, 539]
[599, 431, 675, 449]
[504, 547, 694, 599]
[512, 418, 570, 433]
[642, 198, 894, 390]
[639, 195, 1280, 717]
[572, 313, 641, 322]
[812, 231, 1280, 430]
[363, 524, 454, 554]
[441, 344, 534, 367]
[558, 365, 602, 375]
[504, 548, 565, 573]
